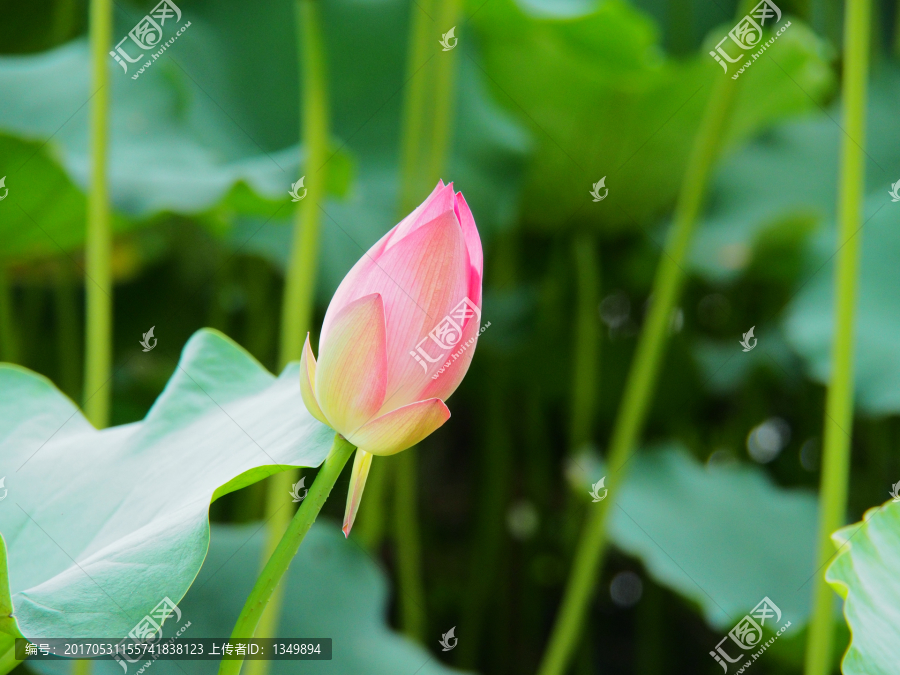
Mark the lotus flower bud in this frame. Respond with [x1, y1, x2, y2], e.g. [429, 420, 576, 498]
[299, 181, 483, 535]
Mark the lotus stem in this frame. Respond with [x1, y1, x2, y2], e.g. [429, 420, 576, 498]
[457, 376, 513, 666]
[247, 1, 331, 671]
[425, 0, 462, 185]
[352, 455, 390, 549]
[279, 0, 329, 366]
[803, 0, 870, 672]
[83, 0, 112, 430]
[0, 264, 18, 364]
[569, 231, 600, 451]
[55, 264, 81, 400]
[388, 0, 462, 641]
[218, 435, 356, 675]
[398, 0, 436, 214]
[535, 53, 742, 675]
[393, 450, 427, 642]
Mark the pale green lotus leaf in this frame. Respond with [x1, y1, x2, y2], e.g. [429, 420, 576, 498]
[0, 329, 335, 672]
[472, 0, 835, 231]
[569, 445, 819, 629]
[27, 522, 467, 675]
[784, 192, 900, 415]
[826, 501, 900, 675]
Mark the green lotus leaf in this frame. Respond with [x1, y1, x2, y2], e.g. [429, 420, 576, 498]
[26, 522, 466, 675]
[825, 501, 900, 675]
[0, 329, 335, 672]
[471, 0, 835, 231]
[0, 0, 527, 270]
[0, 35, 351, 261]
[690, 69, 900, 282]
[783, 191, 900, 414]
[569, 445, 819, 629]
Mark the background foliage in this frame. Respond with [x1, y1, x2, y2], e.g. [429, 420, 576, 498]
[1, 0, 899, 673]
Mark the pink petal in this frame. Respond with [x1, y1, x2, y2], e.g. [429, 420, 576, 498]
[415, 302, 481, 403]
[347, 398, 451, 456]
[381, 181, 456, 253]
[454, 191, 483, 281]
[418, 227, 483, 402]
[322, 211, 470, 413]
[315, 294, 387, 436]
[320, 182, 455, 347]
[299, 333, 330, 426]
[378, 213, 473, 411]
[342, 449, 373, 538]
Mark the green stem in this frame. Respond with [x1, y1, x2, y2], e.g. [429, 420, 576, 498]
[387, 0, 463, 640]
[457, 377, 512, 667]
[49, 0, 78, 46]
[536, 62, 741, 675]
[569, 232, 600, 451]
[72, 659, 92, 675]
[83, 0, 113, 429]
[0, 265, 18, 364]
[249, 2, 331, 671]
[425, 0, 462, 185]
[245, 258, 275, 370]
[353, 455, 390, 550]
[893, 0, 900, 57]
[218, 435, 355, 675]
[55, 264, 81, 400]
[279, 0, 329, 367]
[393, 450, 427, 641]
[636, 580, 663, 675]
[803, 0, 870, 672]
[398, 0, 435, 214]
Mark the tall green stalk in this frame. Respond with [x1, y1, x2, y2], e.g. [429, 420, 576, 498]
[803, 0, 870, 672]
[425, 0, 462, 184]
[55, 264, 81, 400]
[83, 0, 112, 429]
[457, 375, 512, 666]
[279, 0, 329, 366]
[218, 436, 355, 675]
[893, 0, 900, 56]
[248, 1, 330, 671]
[398, 0, 436, 214]
[353, 454, 390, 549]
[77, 1, 112, 669]
[386, 0, 462, 641]
[536, 63, 741, 675]
[0, 265, 18, 364]
[569, 232, 599, 451]
[393, 450, 427, 642]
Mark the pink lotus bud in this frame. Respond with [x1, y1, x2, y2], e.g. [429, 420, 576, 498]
[298, 181, 483, 536]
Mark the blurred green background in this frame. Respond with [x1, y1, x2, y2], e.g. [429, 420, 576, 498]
[1, 0, 899, 673]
